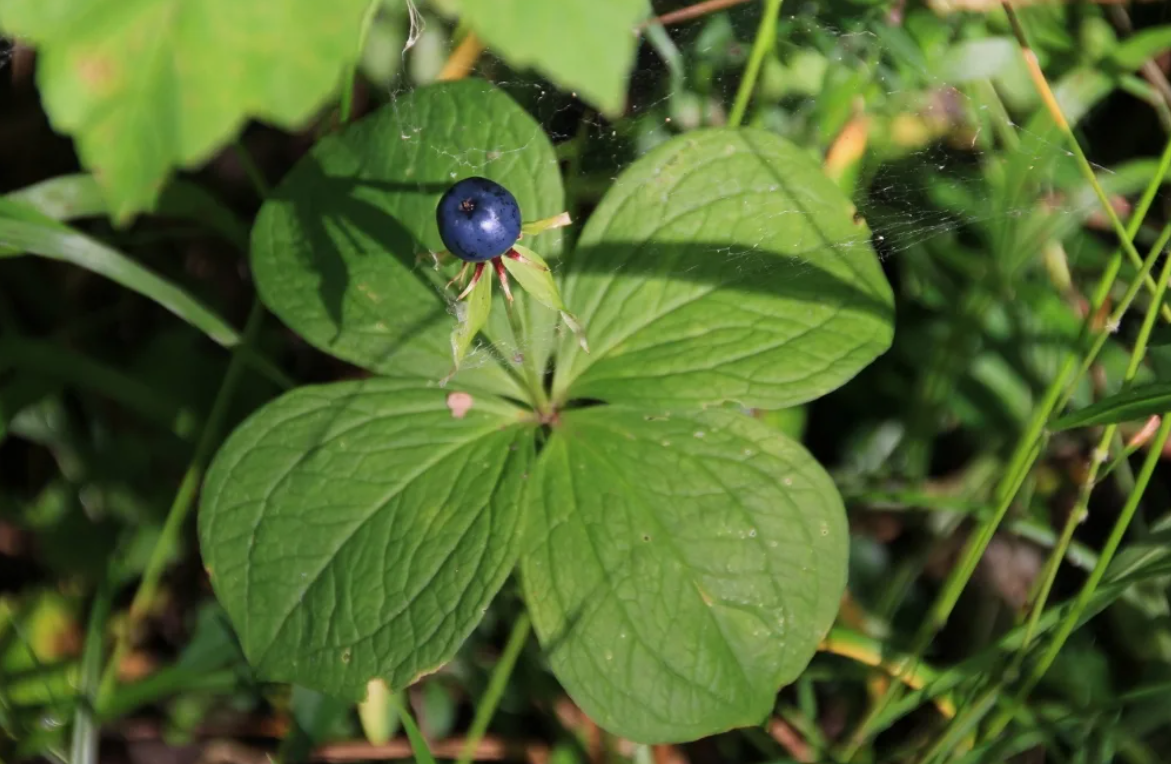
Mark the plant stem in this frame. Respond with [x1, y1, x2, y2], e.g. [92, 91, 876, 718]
[873, 213, 1170, 752]
[234, 141, 271, 199]
[838, 442, 1041, 759]
[398, 694, 438, 764]
[95, 298, 268, 709]
[95, 139, 281, 708]
[727, 0, 782, 128]
[1056, 223, 1171, 415]
[503, 296, 550, 413]
[839, 13, 1171, 754]
[438, 31, 485, 81]
[918, 685, 996, 764]
[838, 132, 1171, 764]
[339, 0, 381, 124]
[1003, 2, 1171, 323]
[987, 414, 1171, 740]
[637, 0, 754, 30]
[456, 613, 531, 764]
[818, 628, 957, 719]
[71, 577, 114, 764]
[982, 239, 1171, 740]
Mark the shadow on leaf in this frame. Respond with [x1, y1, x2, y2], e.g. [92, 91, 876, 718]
[266, 161, 452, 369]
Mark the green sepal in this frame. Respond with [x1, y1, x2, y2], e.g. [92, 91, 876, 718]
[521, 212, 572, 238]
[449, 265, 494, 374]
[505, 243, 588, 353]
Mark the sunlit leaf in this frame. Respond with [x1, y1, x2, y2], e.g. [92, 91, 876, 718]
[0, 0, 371, 221]
[522, 406, 846, 742]
[455, 0, 647, 117]
[199, 379, 533, 698]
[552, 128, 894, 409]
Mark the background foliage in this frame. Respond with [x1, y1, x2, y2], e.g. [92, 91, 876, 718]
[5, 0, 1171, 763]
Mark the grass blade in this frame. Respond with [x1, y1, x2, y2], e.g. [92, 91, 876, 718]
[1051, 382, 1171, 430]
[398, 694, 438, 764]
[6, 174, 249, 251]
[71, 579, 114, 764]
[456, 613, 531, 764]
[0, 210, 240, 347]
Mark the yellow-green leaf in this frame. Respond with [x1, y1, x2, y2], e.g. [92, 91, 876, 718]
[0, 0, 370, 221]
[455, 0, 647, 117]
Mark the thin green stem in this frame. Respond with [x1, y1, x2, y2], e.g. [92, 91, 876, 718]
[909, 221, 1171, 762]
[234, 140, 271, 199]
[918, 685, 996, 764]
[456, 613, 531, 764]
[1019, 497, 1082, 652]
[982, 239, 1171, 740]
[1020, 233, 1171, 648]
[867, 559, 1163, 737]
[839, 28, 1171, 759]
[1099, 433, 1143, 486]
[95, 298, 268, 709]
[838, 442, 1043, 759]
[503, 297, 550, 413]
[93, 140, 280, 707]
[726, 0, 782, 128]
[1003, 2, 1171, 323]
[339, 0, 381, 124]
[988, 413, 1171, 739]
[398, 694, 438, 764]
[1056, 230, 1171, 420]
[1106, 428, 1140, 530]
[71, 578, 114, 764]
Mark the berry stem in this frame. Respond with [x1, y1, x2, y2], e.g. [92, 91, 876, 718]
[503, 295, 550, 413]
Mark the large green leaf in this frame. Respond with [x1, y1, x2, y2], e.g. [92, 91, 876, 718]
[551, 128, 894, 409]
[521, 406, 847, 742]
[252, 79, 564, 398]
[0, 0, 370, 222]
[198, 379, 534, 698]
[456, 0, 647, 117]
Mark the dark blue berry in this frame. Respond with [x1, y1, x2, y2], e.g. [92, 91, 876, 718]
[436, 177, 522, 262]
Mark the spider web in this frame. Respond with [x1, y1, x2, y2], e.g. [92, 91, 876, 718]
[366, 1, 1155, 376]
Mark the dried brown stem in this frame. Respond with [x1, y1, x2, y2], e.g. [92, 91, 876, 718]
[312, 736, 548, 763]
[1108, 4, 1171, 124]
[767, 717, 814, 763]
[637, 0, 753, 31]
[438, 32, 484, 81]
